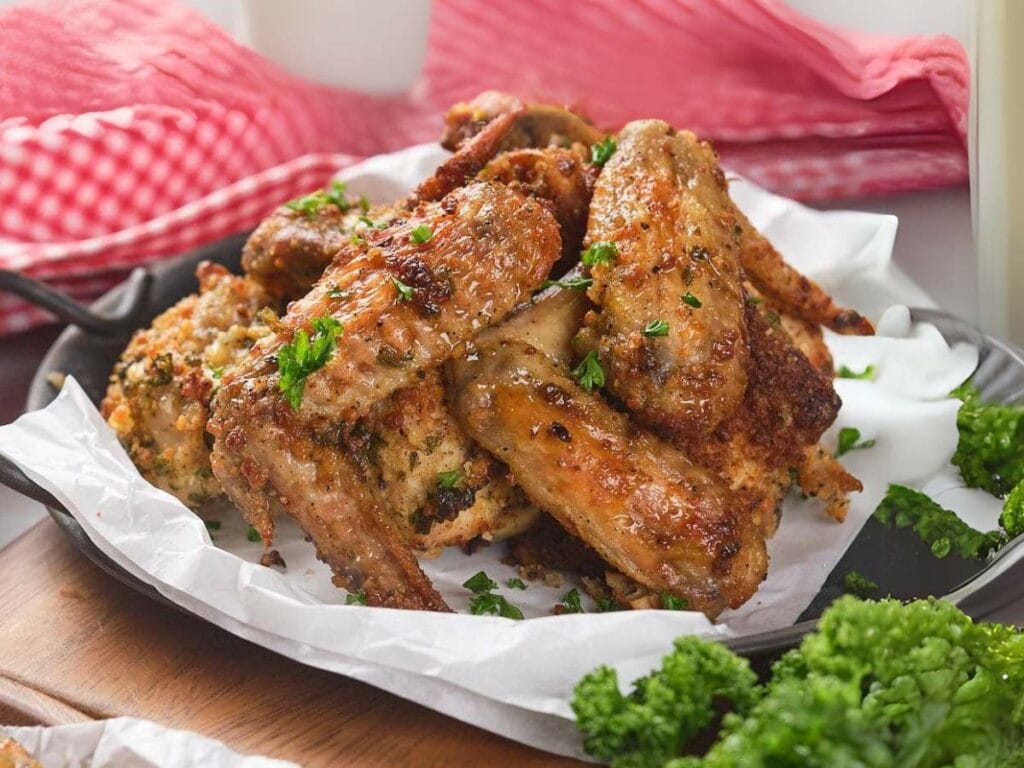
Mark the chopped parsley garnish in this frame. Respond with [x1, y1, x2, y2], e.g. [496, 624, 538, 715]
[285, 180, 351, 216]
[328, 286, 351, 299]
[209, 366, 225, 380]
[747, 295, 763, 305]
[349, 234, 365, 246]
[204, 520, 221, 531]
[391, 276, 415, 303]
[572, 351, 605, 391]
[590, 136, 617, 166]
[436, 469, 462, 490]
[642, 319, 669, 337]
[660, 593, 689, 611]
[463, 571, 523, 619]
[835, 427, 876, 458]
[581, 241, 618, 267]
[506, 577, 527, 590]
[277, 316, 343, 410]
[469, 592, 525, 619]
[410, 224, 433, 244]
[463, 571, 498, 594]
[558, 588, 585, 614]
[596, 597, 620, 612]
[345, 591, 367, 605]
[842, 570, 878, 599]
[873, 484, 1005, 560]
[951, 382, 1024, 497]
[541, 276, 593, 291]
[358, 215, 375, 227]
[246, 525, 262, 543]
[682, 292, 702, 309]
[358, 195, 371, 213]
[837, 364, 877, 380]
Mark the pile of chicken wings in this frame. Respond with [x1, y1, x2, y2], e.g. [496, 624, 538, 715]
[102, 92, 871, 617]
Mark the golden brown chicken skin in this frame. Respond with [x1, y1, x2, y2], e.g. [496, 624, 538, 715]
[451, 292, 767, 617]
[440, 90, 604, 153]
[679, 302, 856, 535]
[209, 182, 561, 609]
[352, 369, 541, 553]
[478, 147, 598, 273]
[581, 120, 750, 441]
[102, 262, 275, 508]
[242, 199, 401, 301]
[734, 207, 873, 335]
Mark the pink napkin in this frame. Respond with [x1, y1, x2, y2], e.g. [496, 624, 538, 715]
[0, 0, 969, 335]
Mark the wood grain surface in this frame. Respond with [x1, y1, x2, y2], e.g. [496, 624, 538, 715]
[0, 520, 582, 767]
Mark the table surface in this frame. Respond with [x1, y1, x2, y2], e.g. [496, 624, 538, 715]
[0, 330, 579, 766]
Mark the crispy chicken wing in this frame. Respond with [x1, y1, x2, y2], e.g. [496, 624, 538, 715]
[101, 262, 275, 507]
[450, 291, 767, 616]
[440, 91, 604, 153]
[353, 369, 541, 553]
[209, 182, 561, 609]
[242, 199, 400, 300]
[735, 207, 873, 335]
[478, 147, 597, 272]
[581, 120, 749, 441]
[678, 302, 855, 535]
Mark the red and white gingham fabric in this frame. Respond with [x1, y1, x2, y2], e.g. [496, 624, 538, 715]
[0, 0, 969, 335]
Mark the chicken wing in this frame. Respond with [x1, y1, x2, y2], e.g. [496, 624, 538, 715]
[678, 301, 856, 535]
[209, 182, 561, 609]
[478, 147, 598, 272]
[440, 91, 604, 153]
[450, 290, 767, 616]
[352, 369, 541, 553]
[242, 198, 399, 300]
[735, 207, 873, 335]
[102, 262, 275, 508]
[580, 120, 749, 441]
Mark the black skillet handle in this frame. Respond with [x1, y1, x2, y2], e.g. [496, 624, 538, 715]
[0, 267, 153, 509]
[0, 267, 152, 337]
[0, 452, 65, 511]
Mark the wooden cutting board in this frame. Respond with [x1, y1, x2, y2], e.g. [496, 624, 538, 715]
[0, 520, 582, 767]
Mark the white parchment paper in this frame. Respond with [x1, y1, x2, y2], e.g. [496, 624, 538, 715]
[0, 145, 983, 759]
[0, 718, 295, 767]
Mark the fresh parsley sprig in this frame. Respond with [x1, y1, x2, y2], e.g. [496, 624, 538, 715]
[463, 571, 524, 619]
[558, 588, 585, 614]
[285, 180, 351, 217]
[436, 469, 462, 490]
[591, 136, 617, 166]
[573, 351, 605, 391]
[277, 316, 343, 410]
[581, 241, 618, 267]
[392, 277, 415, 303]
[837, 364, 876, 380]
[642, 319, 669, 337]
[660, 593, 689, 610]
[410, 224, 433, 244]
[835, 427, 876, 458]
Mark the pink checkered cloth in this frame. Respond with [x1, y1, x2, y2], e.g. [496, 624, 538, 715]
[0, 0, 969, 335]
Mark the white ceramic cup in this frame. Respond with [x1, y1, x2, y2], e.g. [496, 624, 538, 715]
[236, 0, 432, 94]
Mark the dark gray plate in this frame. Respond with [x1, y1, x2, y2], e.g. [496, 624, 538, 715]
[1, 234, 1023, 665]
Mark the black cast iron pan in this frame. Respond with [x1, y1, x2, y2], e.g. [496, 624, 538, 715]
[1, 234, 1023, 667]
